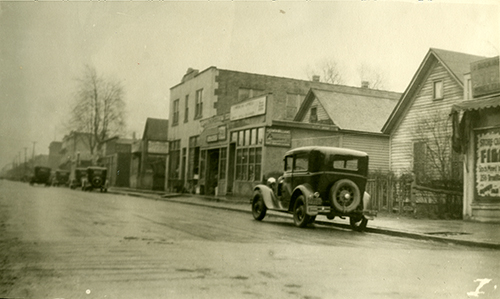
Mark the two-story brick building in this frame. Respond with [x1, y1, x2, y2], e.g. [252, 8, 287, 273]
[168, 67, 400, 198]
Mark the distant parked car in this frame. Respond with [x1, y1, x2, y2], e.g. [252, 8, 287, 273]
[30, 166, 52, 186]
[82, 166, 108, 192]
[251, 146, 376, 231]
[52, 170, 70, 187]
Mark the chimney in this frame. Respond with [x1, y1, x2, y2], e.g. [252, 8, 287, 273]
[312, 75, 320, 82]
[361, 81, 370, 88]
[132, 132, 136, 140]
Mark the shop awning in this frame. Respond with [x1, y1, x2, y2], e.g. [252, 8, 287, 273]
[452, 96, 500, 112]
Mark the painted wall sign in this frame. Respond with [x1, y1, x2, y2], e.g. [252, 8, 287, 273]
[471, 56, 500, 97]
[476, 128, 500, 198]
[265, 128, 291, 147]
[230, 96, 266, 121]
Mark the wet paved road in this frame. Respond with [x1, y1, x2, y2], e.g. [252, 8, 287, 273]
[1, 180, 499, 298]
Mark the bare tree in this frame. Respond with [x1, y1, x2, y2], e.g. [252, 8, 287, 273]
[357, 63, 386, 90]
[413, 111, 458, 186]
[306, 58, 344, 84]
[412, 111, 463, 219]
[69, 65, 126, 156]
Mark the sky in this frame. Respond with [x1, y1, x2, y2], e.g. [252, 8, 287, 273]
[0, 0, 499, 170]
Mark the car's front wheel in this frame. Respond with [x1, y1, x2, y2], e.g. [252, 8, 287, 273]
[349, 217, 368, 232]
[252, 190, 267, 221]
[293, 195, 311, 228]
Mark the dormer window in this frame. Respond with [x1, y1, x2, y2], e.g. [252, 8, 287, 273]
[433, 80, 443, 100]
[309, 107, 318, 123]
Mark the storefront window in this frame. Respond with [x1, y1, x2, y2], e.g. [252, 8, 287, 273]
[233, 129, 263, 182]
[220, 148, 227, 179]
[250, 128, 257, 145]
[245, 130, 250, 146]
[188, 136, 200, 179]
[238, 131, 244, 146]
[169, 140, 181, 179]
[200, 150, 206, 180]
[257, 127, 264, 145]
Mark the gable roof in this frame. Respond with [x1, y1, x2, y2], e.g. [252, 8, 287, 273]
[382, 48, 486, 134]
[143, 118, 169, 141]
[295, 87, 400, 133]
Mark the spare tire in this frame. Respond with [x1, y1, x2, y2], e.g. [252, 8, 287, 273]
[330, 179, 361, 213]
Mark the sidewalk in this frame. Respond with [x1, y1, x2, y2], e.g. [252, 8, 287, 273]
[108, 187, 500, 250]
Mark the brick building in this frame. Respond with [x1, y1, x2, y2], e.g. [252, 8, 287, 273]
[168, 67, 399, 197]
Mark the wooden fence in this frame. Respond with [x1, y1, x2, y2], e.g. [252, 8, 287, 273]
[366, 177, 463, 218]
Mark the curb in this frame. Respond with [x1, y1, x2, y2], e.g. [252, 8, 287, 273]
[108, 190, 500, 250]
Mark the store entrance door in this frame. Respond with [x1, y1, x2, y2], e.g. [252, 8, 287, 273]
[206, 149, 220, 195]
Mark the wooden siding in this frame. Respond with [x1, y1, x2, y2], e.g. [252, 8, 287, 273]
[390, 60, 463, 176]
[301, 97, 331, 124]
[342, 134, 390, 172]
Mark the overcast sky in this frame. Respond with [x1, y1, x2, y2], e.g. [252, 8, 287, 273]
[0, 0, 499, 170]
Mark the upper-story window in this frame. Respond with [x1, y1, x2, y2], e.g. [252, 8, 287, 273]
[184, 95, 189, 123]
[433, 80, 444, 100]
[309, 107, 318, 123]
[172, 99, 180, 126]
[195, 89, 203, 119]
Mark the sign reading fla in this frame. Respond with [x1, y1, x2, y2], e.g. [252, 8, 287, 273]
[471, 56, 500, 98]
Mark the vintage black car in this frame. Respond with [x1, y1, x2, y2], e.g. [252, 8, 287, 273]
[252, 146, 376, 231]
[29, 166, 52, 186]
[82, 166, 108, 192]
[69, 168, 87, 189]
[52, 170, 70, 187]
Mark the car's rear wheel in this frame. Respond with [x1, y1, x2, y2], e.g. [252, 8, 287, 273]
[293, 195, 311, 228]
[330, 179, 361, 213]
[349, 217, 368, 232]
[252, 190, 267, 221]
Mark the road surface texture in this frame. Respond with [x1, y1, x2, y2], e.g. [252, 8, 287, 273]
[1, 180, 499, 298]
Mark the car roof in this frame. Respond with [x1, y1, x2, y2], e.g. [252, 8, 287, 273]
[285, 146, 368, 157]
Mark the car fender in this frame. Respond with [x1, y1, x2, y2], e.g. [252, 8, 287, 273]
[253, 184, 281, 210]
[290, 184, 316, 214]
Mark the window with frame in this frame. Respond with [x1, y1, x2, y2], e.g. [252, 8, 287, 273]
[234, 128, 263, 182]
[294, 153, 309, 171]
[195, 89, 203, 119]
[220, 147, 227, 180]
[173, 99, 180, 125]
[309, 107, 318, 123]
[433, 80, 443, 100]
[169, 140, 181, 179]
[184, 95, 189, 123]
[188, 136, 200, 180]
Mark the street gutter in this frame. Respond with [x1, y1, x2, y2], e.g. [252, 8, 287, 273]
[108, 190, 500, 250]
